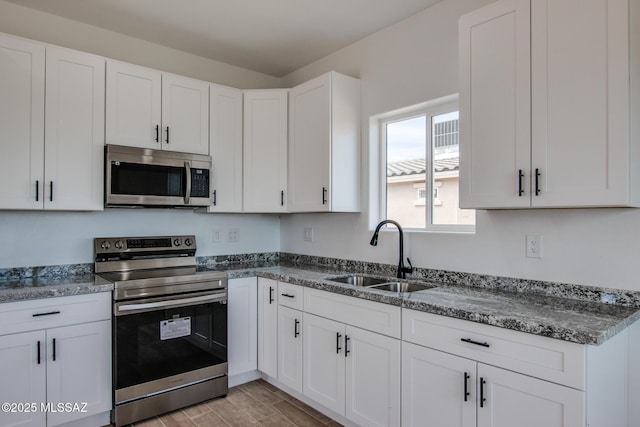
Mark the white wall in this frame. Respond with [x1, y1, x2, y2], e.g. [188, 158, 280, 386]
[279, 0, 640, 292]
[0, 0, 280, 89]
[0, 210, 281, 268]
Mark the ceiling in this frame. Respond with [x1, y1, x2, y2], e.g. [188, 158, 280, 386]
[5, 0, 443, 77]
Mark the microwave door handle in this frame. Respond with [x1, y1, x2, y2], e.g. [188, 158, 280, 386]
[184, 161, 191, 205]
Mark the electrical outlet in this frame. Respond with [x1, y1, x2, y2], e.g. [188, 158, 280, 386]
[303, 227, 313, 242]
[227, 229, 240, 243]
[526, 235, 542, 258]
[212, 229, 221, 243]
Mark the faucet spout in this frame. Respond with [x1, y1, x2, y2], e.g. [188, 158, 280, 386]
[370, 220, 413, 279]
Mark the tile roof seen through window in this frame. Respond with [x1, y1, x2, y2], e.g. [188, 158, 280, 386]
[387, 157, 459, 177]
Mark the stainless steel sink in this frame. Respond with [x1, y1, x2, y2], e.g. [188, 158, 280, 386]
[368, 282, 434, 292]
[326, 275, 389, 287]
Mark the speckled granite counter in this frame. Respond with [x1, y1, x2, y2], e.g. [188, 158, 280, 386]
[204, 264, 640, 346]
[2, 256, 639, 346]
[0, 274, 113, 303]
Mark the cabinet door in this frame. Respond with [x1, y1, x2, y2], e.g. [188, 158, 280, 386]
[345, 325, 400, 427]
[46, 320, 112, 426]
[277, 306, 303, 393]
[459, 0, 531, 209]
[402, 342, 476, 427]
[44, 46, 105, 211]
[161, 74, 209, 155]
[0, 34, 45, 210]
[0, 331, 47, 427]
[257, 278, 278, 378]
[209, 84, 243, 212]
[289, 73, 331, 212]
[243, 90, 288, 212]
[477, 364, 584, 427]
[530, 0, 630, 207]
[303, 313, 345, 416]
[106, 61, 161, 149]
[228, 277, 258, 377]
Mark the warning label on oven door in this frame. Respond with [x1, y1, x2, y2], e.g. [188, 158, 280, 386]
[160, 317, 191, 340]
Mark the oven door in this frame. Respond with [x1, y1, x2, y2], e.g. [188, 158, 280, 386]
[113, 290, 227, 404]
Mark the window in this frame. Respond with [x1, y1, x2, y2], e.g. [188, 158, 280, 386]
[379, 96, 475, 232]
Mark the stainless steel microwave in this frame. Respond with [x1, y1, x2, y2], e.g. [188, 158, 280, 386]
[105, 145, 212, 207]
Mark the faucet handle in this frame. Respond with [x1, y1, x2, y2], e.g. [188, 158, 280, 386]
[403, 257, 413, 275]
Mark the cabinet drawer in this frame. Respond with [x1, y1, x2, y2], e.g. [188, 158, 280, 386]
[402, 309, 585, 389]
[0, 293, 111, 336]
[278, 282, 303, 310]
[304, 288, 400, 338]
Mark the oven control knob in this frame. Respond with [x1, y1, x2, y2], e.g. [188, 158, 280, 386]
[114, 240, 124, 249]
[185, 238, 193, 247]
[100, 241, 111, 250]
[173, 239, 182, 247]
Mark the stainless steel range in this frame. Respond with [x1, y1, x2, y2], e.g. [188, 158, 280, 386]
[95, 235, 228, 427]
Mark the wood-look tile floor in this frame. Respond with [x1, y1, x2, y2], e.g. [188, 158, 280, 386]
[124, 379, 343, 427]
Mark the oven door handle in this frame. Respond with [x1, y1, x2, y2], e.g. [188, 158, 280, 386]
[116, 293, 226, 316]
[184, 161, 192, 205]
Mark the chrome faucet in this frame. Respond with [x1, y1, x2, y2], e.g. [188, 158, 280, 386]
[370, 220, 413, 279]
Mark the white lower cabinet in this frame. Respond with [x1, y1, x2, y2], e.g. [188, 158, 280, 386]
[278, 306, 303, 393]
[303, 312, 401, 427]
[401, 341, 584, 427]
[228, 277, 257, 378]
[0, 293, 111, 427]
[0, 330, 47, 427]
[257, 278, 278, 378]
[477, 364, 583, 427]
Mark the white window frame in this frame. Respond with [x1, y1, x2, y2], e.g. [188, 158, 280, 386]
[376, 94, 474, 233]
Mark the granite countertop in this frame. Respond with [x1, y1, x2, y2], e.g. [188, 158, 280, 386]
[1, 263, 639, 346]
[0, 274, 113, 303]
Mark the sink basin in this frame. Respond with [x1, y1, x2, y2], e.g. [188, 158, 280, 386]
[326, 275, 389, 287]
[369, 282, 434, 292]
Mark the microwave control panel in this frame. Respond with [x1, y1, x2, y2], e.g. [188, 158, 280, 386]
[191, 169, 210, 198]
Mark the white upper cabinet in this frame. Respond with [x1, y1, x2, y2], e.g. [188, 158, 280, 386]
[106, 61, 209, 155]
[288, 71, 360, 212]
[106, 61, 161, 150]
[459, 0, 639, 208]
[208, 84, 243, 213]
[243, 90, 288, 213]
[44, 46, 105, 211]
[161, 73, 209, 155]
[0, 33, 45, 210]
[0, 34, 104, 211]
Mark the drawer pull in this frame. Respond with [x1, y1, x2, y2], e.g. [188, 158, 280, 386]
[281, 293, 295, 298]
[32, 311, 61, 317]
[464, 372, 470, 401]
[480, 377, 487, 408]
[461, 338, 490, 348]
